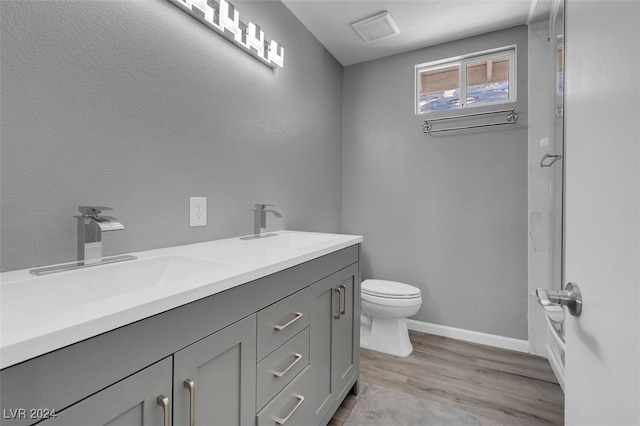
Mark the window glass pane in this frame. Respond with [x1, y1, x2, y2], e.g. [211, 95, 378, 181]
[465, 55, 510, 106]
[418, 64, 461, 113]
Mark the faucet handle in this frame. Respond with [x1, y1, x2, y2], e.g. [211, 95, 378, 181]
[254, 204, 275, 210]
[78, 206, 113, 216]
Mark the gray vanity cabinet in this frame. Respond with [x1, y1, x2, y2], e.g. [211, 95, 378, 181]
[307, 262, 360, 425]
[39, 357, 173, 426]
[173, 314, 257, 426]
[36, 315, 257, 426]
[1, 244, 360, 426]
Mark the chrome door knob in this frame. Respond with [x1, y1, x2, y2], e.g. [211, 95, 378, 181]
[536, 282, 582, 317]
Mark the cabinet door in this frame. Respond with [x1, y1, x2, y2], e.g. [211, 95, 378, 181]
[173, 315, 256, 426]
[331, 269, 357, 398]
[40, 357, 172, 426]
[308, 263, 359, 425]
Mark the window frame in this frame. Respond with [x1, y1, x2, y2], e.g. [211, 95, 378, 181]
[415, 46, 517, 115]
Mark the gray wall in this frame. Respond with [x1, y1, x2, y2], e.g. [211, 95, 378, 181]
[1, 1, 529, 340]
[1, 0, 343, 271]
[342, 26, 529, 339]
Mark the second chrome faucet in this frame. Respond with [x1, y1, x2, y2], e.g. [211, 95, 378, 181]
[241, 204, 282, 240]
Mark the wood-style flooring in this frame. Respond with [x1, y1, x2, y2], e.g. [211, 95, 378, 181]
[329, 330, 564, 426]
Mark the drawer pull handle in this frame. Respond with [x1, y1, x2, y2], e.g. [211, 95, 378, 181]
[273, 353, 303, 378]
[157, 395, 170, 426]
[274, 394, 305, 425]
[183, 379, 195, 426]
[339, 284, 347, 315]
[334, 288, 341, 319]
[274, 312, 304, 331]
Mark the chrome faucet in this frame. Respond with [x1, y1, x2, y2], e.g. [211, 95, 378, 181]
[241, 204, 282, 240]
[75, 206, 126, 262]
[29, 205, 136, 275]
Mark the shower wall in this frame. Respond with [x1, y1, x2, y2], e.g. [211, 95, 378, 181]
[527, 17, 564, 355]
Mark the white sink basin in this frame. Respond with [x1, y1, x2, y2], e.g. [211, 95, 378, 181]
[0, 230, 363, 369]
[1, 255, 229, 322]
[241, 232, 339, 250]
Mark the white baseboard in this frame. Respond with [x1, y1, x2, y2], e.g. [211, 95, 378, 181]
[407, 319, 530, 353]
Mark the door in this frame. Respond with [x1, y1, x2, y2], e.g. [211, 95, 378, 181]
[564, 1, 640, 424]
[331, 270, 357, 398]
[173, 315, 257, 426]
[41, 357, 172, 426]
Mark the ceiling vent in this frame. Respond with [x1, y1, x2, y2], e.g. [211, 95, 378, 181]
[351, 11, 400, 43]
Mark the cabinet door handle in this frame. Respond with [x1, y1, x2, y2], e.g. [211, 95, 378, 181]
[339, 284, 347, 315]
[183, 379, 195, 426]
[156, 395, 170, 426]
[334, 288, 341, 319]
[274, 394, 305, 425]
[273, 353, 303, 378]
[273, 312, 304, 331]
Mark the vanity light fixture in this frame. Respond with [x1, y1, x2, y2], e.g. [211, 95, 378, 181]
[168, 0, 284, 68]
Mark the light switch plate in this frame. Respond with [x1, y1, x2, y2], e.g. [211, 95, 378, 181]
[190, 197, 207, 227]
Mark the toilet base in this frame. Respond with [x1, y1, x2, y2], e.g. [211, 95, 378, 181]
[360, 314, 414, 357]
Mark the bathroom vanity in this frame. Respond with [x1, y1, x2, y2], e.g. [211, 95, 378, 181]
[0, 231, 362, 426]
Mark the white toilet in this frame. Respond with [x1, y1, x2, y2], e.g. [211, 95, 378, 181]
[360, 279, 422, 357]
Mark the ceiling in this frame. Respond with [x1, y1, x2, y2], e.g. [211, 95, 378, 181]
[280, 0, 552, 66]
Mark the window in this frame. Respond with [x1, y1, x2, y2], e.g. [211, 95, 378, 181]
[416, 47, 516, 114]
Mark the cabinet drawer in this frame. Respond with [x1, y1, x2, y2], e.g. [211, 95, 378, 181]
[256, 365, 311, 426]
[257, 288, 310, 360]
[257, 327, 310, 410]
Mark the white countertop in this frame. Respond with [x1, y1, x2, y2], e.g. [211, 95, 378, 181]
[0, 230, 362, 369]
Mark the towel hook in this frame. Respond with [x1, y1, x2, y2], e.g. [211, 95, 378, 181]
[540, 153, 562, 168]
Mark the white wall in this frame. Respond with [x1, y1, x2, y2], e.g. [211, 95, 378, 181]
[0, 0, 344, 271]
[342, 26, 529, 340]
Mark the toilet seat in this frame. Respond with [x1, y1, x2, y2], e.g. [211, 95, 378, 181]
[361, 279, 421, 299]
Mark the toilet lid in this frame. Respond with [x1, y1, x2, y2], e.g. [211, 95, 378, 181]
[361, 279, 421, 299]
